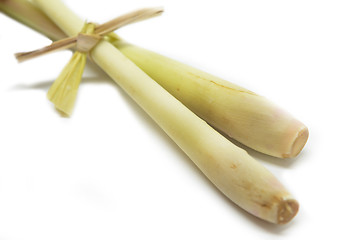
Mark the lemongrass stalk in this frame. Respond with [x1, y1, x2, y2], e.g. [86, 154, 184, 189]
[32, 0, 299, 224]
[115, 43, 309, 158]
[0, 0, 308, 158]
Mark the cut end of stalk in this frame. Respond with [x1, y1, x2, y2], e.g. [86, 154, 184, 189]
[277, 198, 299, 224]
[290, 126, 309, 158]
[283, 126, 309, 158]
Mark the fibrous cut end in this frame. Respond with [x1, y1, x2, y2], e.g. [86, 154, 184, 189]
[289, 126, 309, 158]
[277, 198, 299, 224]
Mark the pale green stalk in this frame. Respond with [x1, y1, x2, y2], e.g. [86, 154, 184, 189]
[31, 0, 299, 224]
[0, 0, 308, 158]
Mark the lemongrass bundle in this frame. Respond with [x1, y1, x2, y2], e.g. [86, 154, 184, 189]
[2, 0, 301, 224]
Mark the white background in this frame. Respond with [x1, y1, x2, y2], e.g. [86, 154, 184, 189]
[1, 0, 362, 239]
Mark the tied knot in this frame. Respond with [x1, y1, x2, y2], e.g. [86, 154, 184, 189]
[14, 7, 164, 116]
[76, 23, 101, 53]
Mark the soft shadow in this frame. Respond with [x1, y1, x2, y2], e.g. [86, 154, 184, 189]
[12, 75, 117, 92]
[11, 60, 115, 92]
[11, 65, 117, 118]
